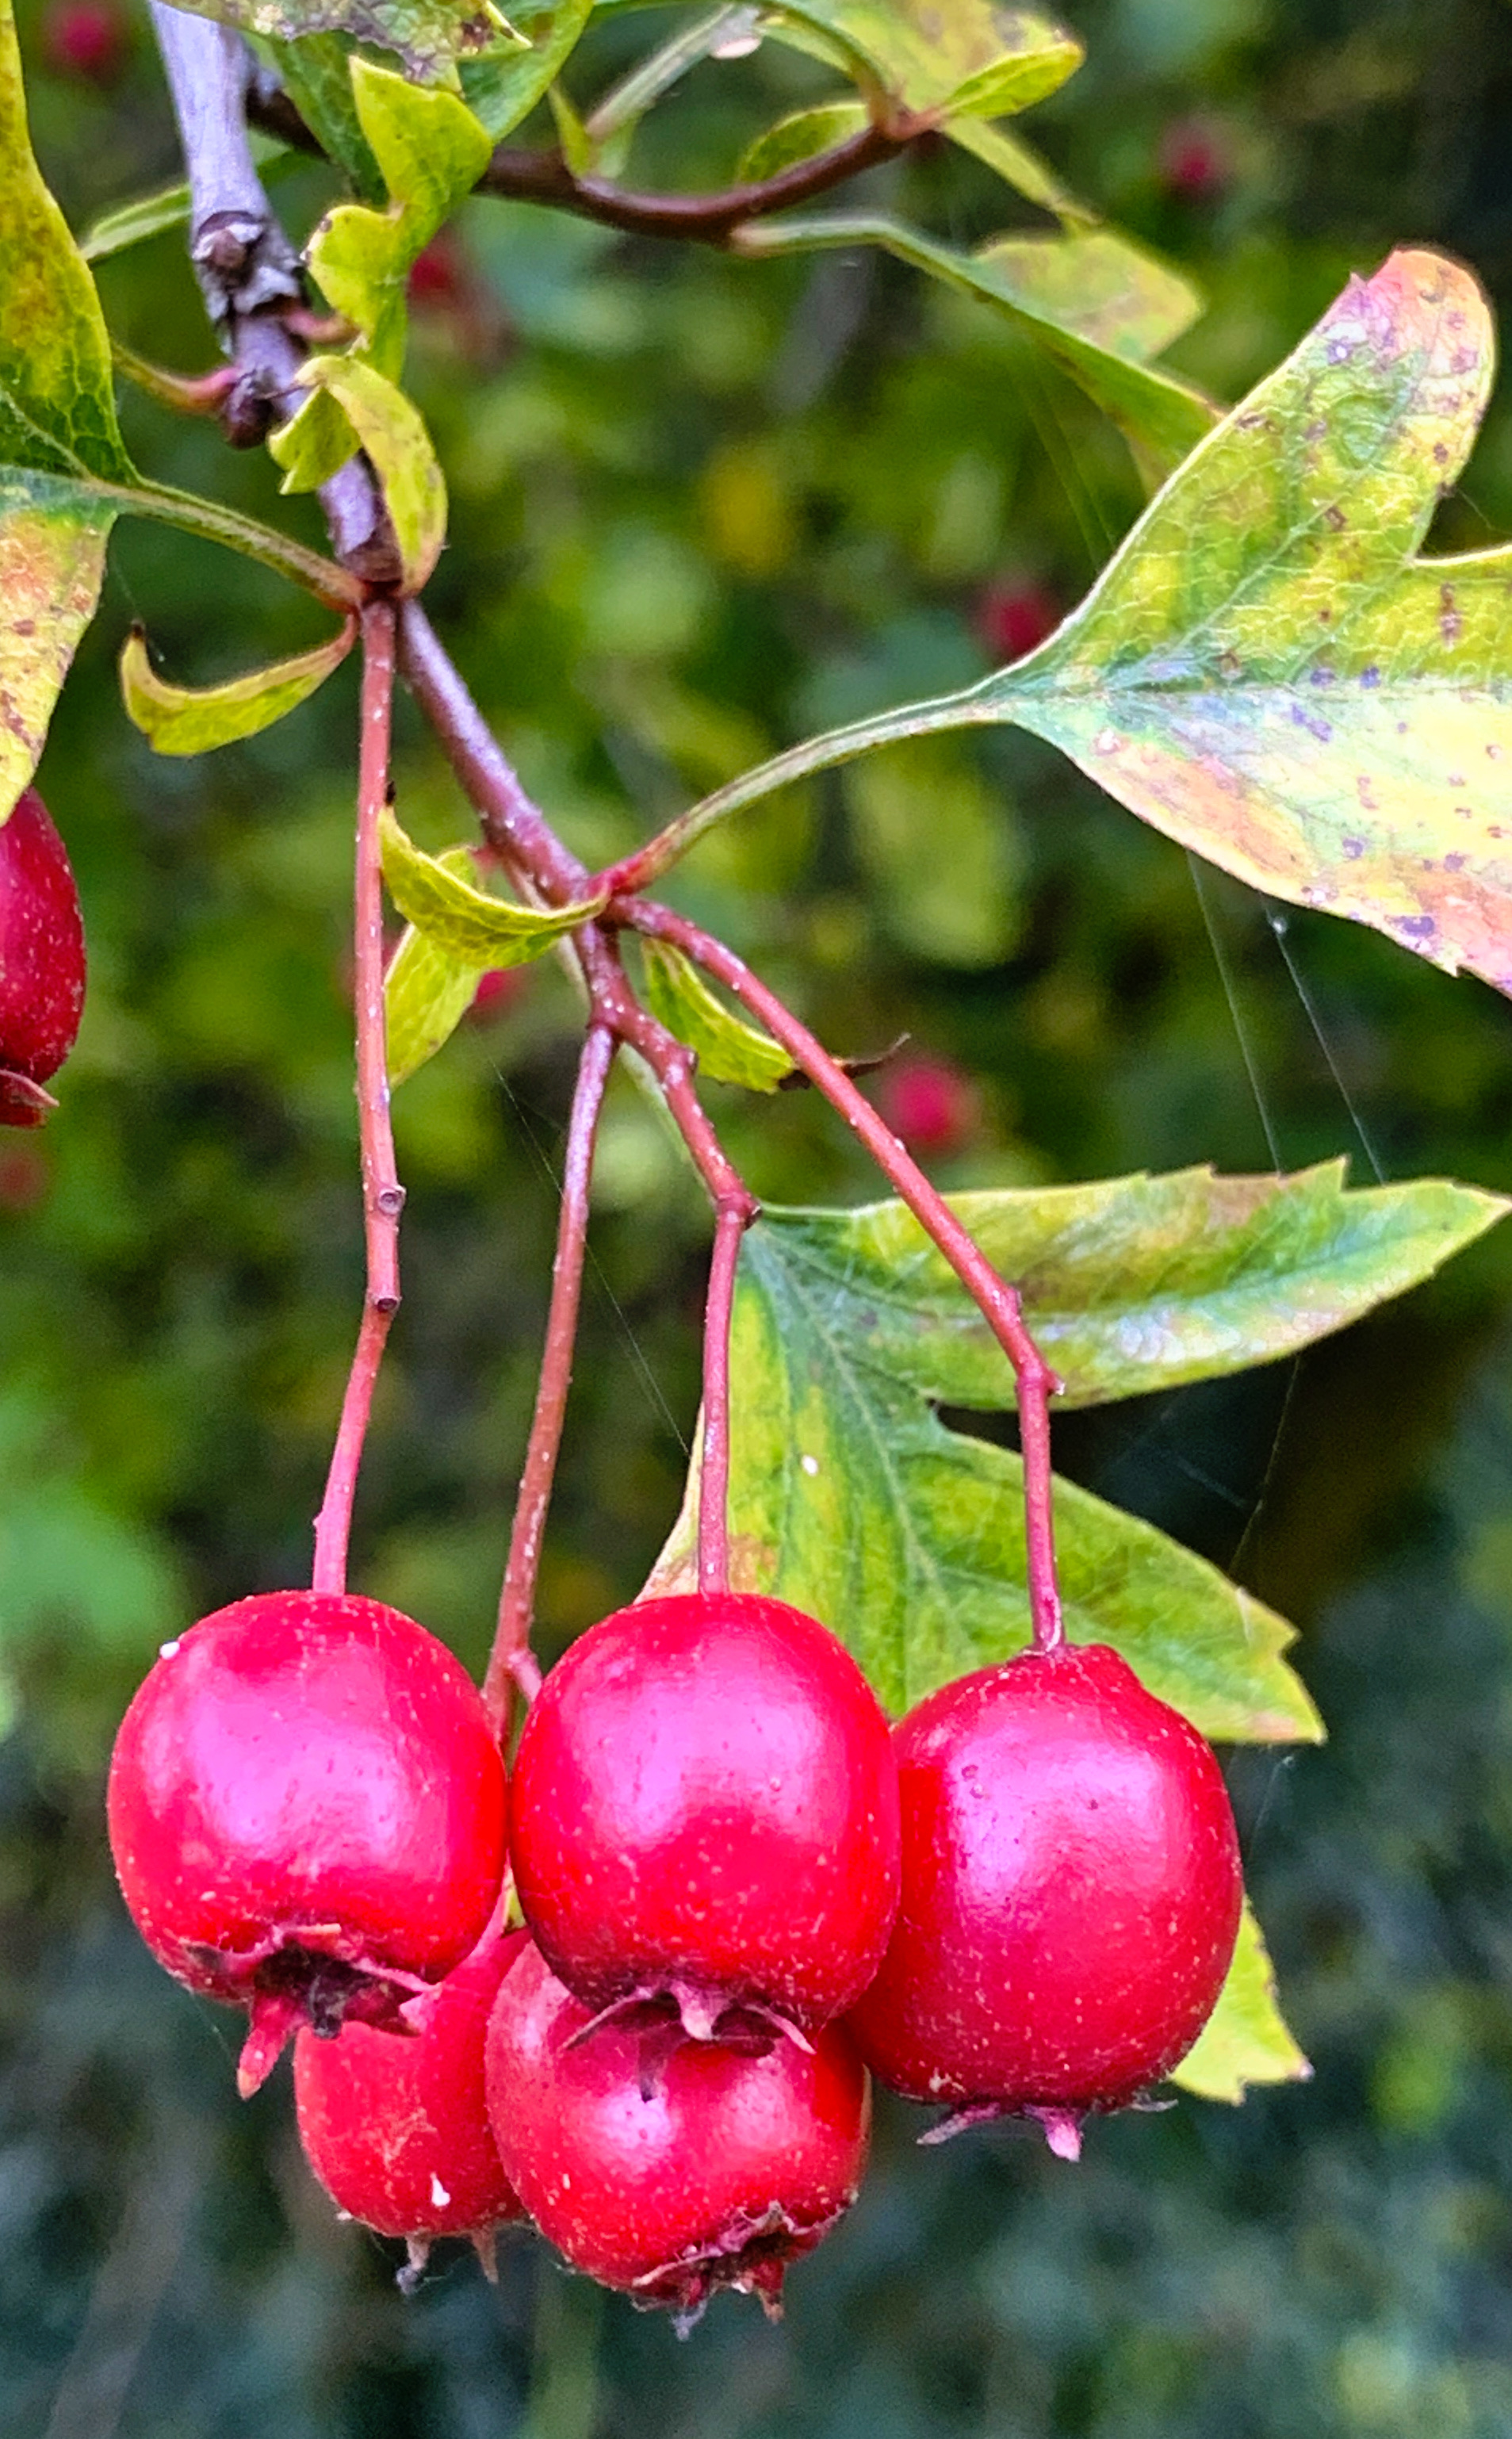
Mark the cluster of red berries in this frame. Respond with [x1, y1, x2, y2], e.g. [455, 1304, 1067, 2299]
[108, 1586, 1242, 2322]
[0, 789, 86, 1129]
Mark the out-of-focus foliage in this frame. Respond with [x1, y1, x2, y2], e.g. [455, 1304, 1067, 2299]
[6, 0, 1512, 2432]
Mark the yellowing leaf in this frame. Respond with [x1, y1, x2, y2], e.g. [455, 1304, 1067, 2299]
[289, 354, 446, 591]
[971, 227, 1202, 363]
[1171, 1901, 1311, 2103]
[459, 0, 595, 140]
[0, 472, 115, 827]
[384, 850, 488, 1085]
[767, 0, 1081, 124]
[118, 620, 356, 754]
[159, 0, 517, 83]
[641, 940, 794, 1089]
[381, 808, 606, 958]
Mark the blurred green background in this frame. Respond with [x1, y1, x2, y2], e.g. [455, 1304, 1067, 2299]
[8, 0, 1512, 2429]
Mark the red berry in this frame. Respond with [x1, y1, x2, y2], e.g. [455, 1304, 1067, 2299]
[466, 966, 529, 1024]
[975, 579, 1060, 664]
[0, 789, 86, 1128]
[43, 0, 125, 80]
[847, 1642, 1242, 2155]
[875, 1055, 978, 1158]
[108, 1591, 507, 2096]
[408, 232, 465, 308]
[295, 1916, 529, 2289]
[485, 1936, 871, 2324]
[1158, 117, 1231, 204]
[508, 1591, 900, 2050]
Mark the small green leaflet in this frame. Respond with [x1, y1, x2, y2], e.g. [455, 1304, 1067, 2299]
[645, 1226, 1320, 1736]
[764, 0, 1081, 124]
[738, 216, 1215, 482]
[641, 940, 795, 1089]
[118, 621, 357, 754]
[255, 36, 386, 197]
[756, 1162, 1507, 1411]
[304, 59, 495, 379]
[385, 848, 489, 1085]
[158, 0, 520, 84]
[459, 0, 595, 140]
[381, 807, 607, 958]
[649, 250, 1512, 997]
[1171, 1901, 1311, 2104]
[737, 101, 867, 185]
[281, 355, 446, 591]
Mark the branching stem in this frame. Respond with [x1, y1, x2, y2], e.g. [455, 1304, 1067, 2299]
[486, 1024, 616, 1734]
[614, 899, 1066, 1653]
[312, 602, 404, 1598]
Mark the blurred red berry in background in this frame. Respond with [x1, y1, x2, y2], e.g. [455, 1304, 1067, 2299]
[876, 1055, 979, 1158]
[975, 579, 1060, 665]
[44, 0, 125, 81]
[0, 1143, 50, 1210]
[467, 967, 530, 1024]
[1157, 117, 1232, 204]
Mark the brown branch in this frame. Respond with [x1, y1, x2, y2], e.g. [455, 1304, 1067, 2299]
[247, 81, 915, 251]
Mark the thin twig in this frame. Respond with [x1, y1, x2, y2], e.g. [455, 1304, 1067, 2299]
[698, 1198, 748, 1594]
[487, 1024, 616, 1733]
[615, 899, 1065, 1653]
[312, 601, 404, 1596]
[245, 80, 915, 250]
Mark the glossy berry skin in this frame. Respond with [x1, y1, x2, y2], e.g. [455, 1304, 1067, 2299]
[0, 789, 86, 1128]
[508, 1592, 901, 2043]
[848, 1643, 1242, 2146]
[295, 1920, 528, 2287]
[108, 1592, 507, 2095]
[486, 1937, 870, 2322]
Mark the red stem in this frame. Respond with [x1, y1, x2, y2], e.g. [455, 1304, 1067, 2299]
[485, 1023, 616, 1734]
[615, 899, 1066, 1654]
[311, 601, 404, 1598]
[699, 1200, 747, 1596]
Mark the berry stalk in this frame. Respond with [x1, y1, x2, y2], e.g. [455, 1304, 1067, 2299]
[697, 1197, 748, 1595]
[312, 600, 405, 1598]
[615, 899, 1066, 1655]
[487, 1022, 616, 1733]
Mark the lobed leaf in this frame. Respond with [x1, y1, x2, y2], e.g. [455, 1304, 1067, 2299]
[118, 620, 357, 754]
[158, 0, 520, 84]
[1171, 1901, 1311, 2103]
[645, 1223, 1322, 1736]
[756, 1162, 1508, 1411]
[641, 939, 795, 1089]
[384, 849, 488, 1084]
[765, 0, 1081, 124]
[381, 808, 607, 957]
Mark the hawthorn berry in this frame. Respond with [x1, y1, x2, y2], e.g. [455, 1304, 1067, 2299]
[847, 1641, 1242, 2154]
[0, 788, 86, 1128]
[485, 1936, 871, 2324]
[43, 0, 125, 80]
[975, 578, 1061, 665]
[507, 1591, 901, 2049]
[295, 1916, 528, 2288]
[876, 1053, 978, 1158]
[1157, 117, 1232, 205]
[108, 1591, 507, 2094]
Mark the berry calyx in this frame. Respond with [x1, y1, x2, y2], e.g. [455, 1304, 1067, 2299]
[847, 1642, 1242, 2153]
[295, 1916, 529, 2290]
[0, 789, 86, 1128]
[108, 1591, 507, 2094]
[485, 1937, 871, 2326]
[507, 1591, 901, 2050]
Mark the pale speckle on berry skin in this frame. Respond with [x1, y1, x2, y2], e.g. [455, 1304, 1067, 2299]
[159, 1640, 181, 1660]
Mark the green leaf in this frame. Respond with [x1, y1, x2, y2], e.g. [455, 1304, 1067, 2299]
[667, 250, 1512, 997]
[972, 227, 1202, 364]
[547, 78, 595, 176]
[741, 1163, 1507, 1411]
[460, 0, 595, 140]
[645, 1221, 1322, 1734]
[738, 215, 1216, 481]
[266, 382, 361, 492]
[384, 850, 488, 1085]
[161, 0, 520, 84]
[766, 0, 1081, 124]
[641, 940, 795, 1089]
[381, 807, 607, 958]
[0, 471, 116, 828]
[305, 58, 495, 378]
[286, 354, 446, 589]
[256, 36, 385, 198]
[737, 100, 868, 184]
[0, 0, 130, 484]
[78, 178, 200, 262]
[118, 618, 357, 754]
[946, 115, 1096, 228]
[844, 733, 1020, 967]
[1171, 1901, 1311, 2103]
